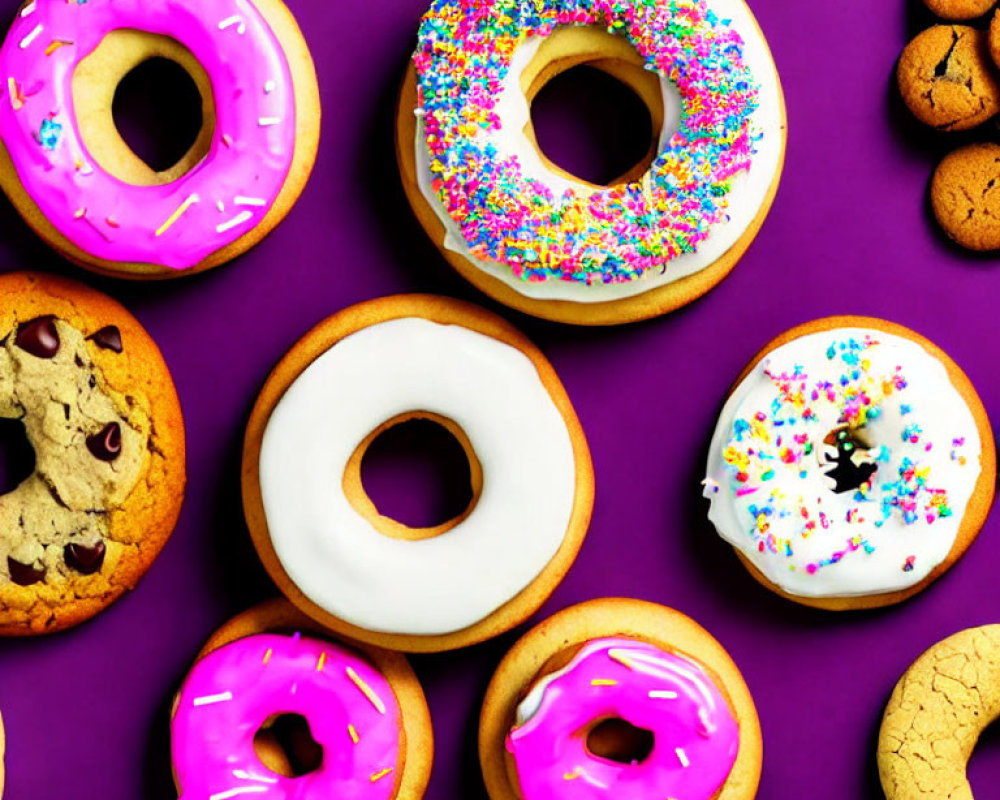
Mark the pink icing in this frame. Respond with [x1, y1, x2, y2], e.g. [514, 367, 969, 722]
[171, 632, 402, 800]
[0, 0, 296, 270]
[506, 637, 739, 800]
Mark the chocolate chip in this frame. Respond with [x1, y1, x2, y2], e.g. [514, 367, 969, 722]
[86, 423, 122, 462]
[15, 316, 59, 358]
[87, 325, 122, 353]
[7, 557, 45, 586]
[64, 542, 106, 575]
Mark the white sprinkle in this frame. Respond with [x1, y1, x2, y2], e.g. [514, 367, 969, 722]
[234, 196, 267, 207]
[210, 788, 267, 800]
[414, 107, 426, 118]
[218, 15, 246, 34]
[264, 80, 276, 94]
[216, 200, 225, 212]
[216, 210, 253, 233]
[19, 2, 36, 17]
[649, 690, 679, 699]
[675, 747, 690, 768]
[192, 691, 233, 707]
[232, 770, 277, 784]
[19, 24, 42, 49]
[258, 116, 281, 127]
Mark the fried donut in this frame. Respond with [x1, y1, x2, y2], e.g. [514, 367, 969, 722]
[703, 316, 995, 610]
[0, 0, 320, 279]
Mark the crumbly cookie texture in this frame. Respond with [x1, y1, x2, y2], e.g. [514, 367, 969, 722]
[989, 8, 1000, 69]
[925, 0, 996, 21]
[0, 318, 148, 579]
[898, 25, 1000, 131]
[0, 271, 184, 634]
[878, 625, 1000, 800]
[931, 142, 1000, 250]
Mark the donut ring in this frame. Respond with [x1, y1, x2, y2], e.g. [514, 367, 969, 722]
[703, 316, 995, 611]
[396, 0, 786, 325]
[242, 295, 594, 652]
[171, 599, 433, 800]
[479, 598, 762, 800]
[0, 0, 320, 279]
[0, 271, 185, 634]
[878, 625, 1000, 800]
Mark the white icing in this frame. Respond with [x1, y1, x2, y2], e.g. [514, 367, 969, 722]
[413, 0, 784, 303]
[258, 318, 578, 635]
[703, 328, 983, 599]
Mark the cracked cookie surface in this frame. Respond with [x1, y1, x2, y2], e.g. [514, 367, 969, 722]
[925, 0, 996, 21]
[931, 142, 1000, 250]
[898, 25, 1000, 131]
[878, 625, 1000, 800]
[0, 271, 185, 634]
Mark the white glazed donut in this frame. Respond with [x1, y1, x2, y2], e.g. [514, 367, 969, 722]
[243, 296, 594, 652]
[703, 318, 994, 609]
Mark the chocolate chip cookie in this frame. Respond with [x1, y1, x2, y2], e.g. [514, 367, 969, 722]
[898, 25, 1000, 131]
[0, 271, 185, 634]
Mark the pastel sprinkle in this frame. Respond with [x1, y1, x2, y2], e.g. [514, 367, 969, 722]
[216, 210, 253, 233]
[192, 691, 233, 707]
[348, 724, 359, 744]
[346, 666, 386, 714]
[19, 24, 42, 49]
[370, 768, 393, 783]
[155, 193, 199, 237]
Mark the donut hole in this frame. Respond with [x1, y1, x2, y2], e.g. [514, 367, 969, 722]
[0, 418, 35, 496]
[73, 29, 216, 186]
[968, 719, 1000, 794]
[586, 718, 655, 765]
[820, 426, 879, 494]
[253, 713, 323, 778]
[530, 65, 657, 186]
[112, 57, 204, 173]
[355, 416, 479, 534]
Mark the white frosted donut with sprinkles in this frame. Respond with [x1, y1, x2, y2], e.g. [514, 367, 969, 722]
[703, 317, 995, 610]
[397, 0, 786, 324]
[0, 0, 320, 279]
[242, 296, 595, 653]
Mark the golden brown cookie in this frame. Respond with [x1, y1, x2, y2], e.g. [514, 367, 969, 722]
[172, 599, 433, 800]
[396, 5, 786, 326]
[878, 625, 1000, 800]
[898, 26, 1000, 131]
[242, 295, 594, 653]
[479, 598, 762, 800]
[990, 7, 1000, 68]
[0, 0, 320, 280]
[704, 316, 995, 612]
[931, 142, 1000, 250]
[0, 271, 185, 634]
[925, 0, 996, 21]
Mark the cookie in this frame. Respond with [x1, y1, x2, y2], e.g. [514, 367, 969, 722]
[931, 142, 1000, 250]
[397, 0, 786, 325]
[172, 599, 433, 800]
[0, 271, 185, 634]
[897, 25, 1000, 131]
[703, 316, 995, 611]
[0, 0, 320, 279]
[242, 295, 594, 652]
[878, 625, 1000, 800]
[925, 0, 996, 20]
[479, 598, 762, 800]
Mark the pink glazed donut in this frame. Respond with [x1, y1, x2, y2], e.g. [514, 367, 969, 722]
[0, 0, 320, 279]
[172, 629, 428, 800]
[507, 638, 739, 800]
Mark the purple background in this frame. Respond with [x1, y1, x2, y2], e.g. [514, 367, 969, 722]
[0, 0, 997, 797]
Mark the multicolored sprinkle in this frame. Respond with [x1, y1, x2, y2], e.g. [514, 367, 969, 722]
[413, 0, 760, 285]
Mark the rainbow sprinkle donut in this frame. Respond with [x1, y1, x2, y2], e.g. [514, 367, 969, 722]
[399, 0, 785, 324]
[703, 318, 995, 610]
[0, 0, 319, 278]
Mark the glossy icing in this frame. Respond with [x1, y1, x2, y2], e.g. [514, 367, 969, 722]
[412, 0, 784, 302]
[507, 637, 739, 800]
[172, 632, 402, 800]
[258, 317, 577, 636]
[0, 0, 296, 269]
[704, 328, 983, 598]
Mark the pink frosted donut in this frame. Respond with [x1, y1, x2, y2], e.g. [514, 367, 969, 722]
[0, 0, 319, 278]
[506, 637, 739, 800]
[172, 632, 405, 799]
